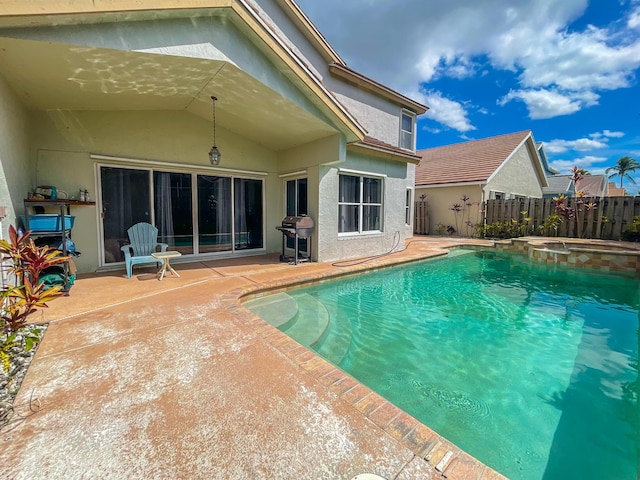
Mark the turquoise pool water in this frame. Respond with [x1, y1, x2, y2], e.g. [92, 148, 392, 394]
[246, 250, 639, 479]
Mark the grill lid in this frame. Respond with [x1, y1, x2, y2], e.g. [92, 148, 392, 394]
[281, 215, 314, 229]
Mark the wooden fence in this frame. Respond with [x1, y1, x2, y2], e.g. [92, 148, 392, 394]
[484, 196, 640, 240]
[414, 200, 429, 235]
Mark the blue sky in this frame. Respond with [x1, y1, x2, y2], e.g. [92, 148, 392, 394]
[296, 0, 640, 193]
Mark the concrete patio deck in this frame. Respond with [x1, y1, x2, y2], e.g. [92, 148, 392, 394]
[1, 237, 507, 480]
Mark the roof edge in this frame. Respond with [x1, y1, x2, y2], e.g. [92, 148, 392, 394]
[0, 0, 233, 26]
[274, 0, 345, 65]
[348, 139, 422, 165]
[329, 63, 428, 114]
[416, 181, 486, 188]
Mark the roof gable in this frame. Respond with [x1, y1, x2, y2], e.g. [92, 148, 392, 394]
[543, 175, 573, 195]
[576, 174, 607, 197]
[415, 130, 534, 186]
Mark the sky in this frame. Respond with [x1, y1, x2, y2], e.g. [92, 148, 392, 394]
[296, 0, 640, 194]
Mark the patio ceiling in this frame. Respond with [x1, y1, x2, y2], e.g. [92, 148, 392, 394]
[0, 36, 338, 151]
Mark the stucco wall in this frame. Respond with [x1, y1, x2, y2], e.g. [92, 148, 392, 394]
[415, 185, 484, 237]
[331, 91, 400, 147]
[487, 142, 543, 198]
[28, 109, 280, 273]
[278, 134, 343, 259]
[317, 152, 412, 262]
[0, 72, 31, 240]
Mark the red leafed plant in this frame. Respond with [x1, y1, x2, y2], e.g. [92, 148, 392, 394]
[0, 225, 69, 336]
[553, 167, 597, 238]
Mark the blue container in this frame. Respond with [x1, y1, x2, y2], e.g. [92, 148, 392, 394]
[20, 214, 75, 232]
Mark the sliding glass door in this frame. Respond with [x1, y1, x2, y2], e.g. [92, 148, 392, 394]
[285, 177, 307, 252]
[235, 178, 263, 250]
[154, 172, 193, 254]
[197, 175, 232, 253]
[100, 165, 264, 265]
[101, 166, 151, 264]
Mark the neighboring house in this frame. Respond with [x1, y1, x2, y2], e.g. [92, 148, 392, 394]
[606, 182, 628, 196]
[0, 0, 427, 273]
[415, 130, 547, 235]
[542, 174, 608, 198]
[542, 175, 574, 199]
[536, 142, 559, 177]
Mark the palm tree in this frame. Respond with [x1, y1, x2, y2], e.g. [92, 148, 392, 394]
[606, 156, 640, 188]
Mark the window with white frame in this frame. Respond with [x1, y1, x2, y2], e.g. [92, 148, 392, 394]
[400, 110, 416, 151]
[338, 174, 383, 234]
[405, 188, 413, 225]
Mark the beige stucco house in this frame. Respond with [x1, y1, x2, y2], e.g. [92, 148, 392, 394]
[0, 0, 427, 273]
[415, 130, 547, 236]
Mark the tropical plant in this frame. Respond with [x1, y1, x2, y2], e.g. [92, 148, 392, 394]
[622, 216, 640, 242]
[0, 225, 69, 372]
[450, 195, 478, 237]
[477, 211, 534, 239]
[0, 226, 69, 335]
[605, 156, 639, 188]
[539, 213, 562, 236]
[553, 167, 597, 238]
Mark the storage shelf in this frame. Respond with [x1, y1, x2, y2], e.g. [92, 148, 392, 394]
[24, 198, 95, 206]
[24, 229, 72, 236]
[24, 199, 77, 293]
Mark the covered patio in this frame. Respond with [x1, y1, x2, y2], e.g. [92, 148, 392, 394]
[1, 237, 504, 479]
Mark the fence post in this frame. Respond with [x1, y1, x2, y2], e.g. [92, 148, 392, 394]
[414, 201, 429, 235]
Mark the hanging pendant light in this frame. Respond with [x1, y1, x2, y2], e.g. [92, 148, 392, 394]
[208, 96, 221, 165]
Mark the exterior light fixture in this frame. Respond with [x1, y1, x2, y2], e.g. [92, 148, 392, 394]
[208, 96, 221, 165]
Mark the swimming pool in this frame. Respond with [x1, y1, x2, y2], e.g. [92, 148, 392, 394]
[245, 249, 639, 479]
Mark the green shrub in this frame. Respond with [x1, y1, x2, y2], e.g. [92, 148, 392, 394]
[622, 216, 640, 242]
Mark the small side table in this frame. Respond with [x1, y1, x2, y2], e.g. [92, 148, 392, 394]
[151, 251, 181, 280]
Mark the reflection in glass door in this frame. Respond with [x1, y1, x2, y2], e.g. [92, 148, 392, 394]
[100, 166, 151, 264]
[154, 172, 193, 254]
[234, 178, 263, 250]
[197, 175, 232, 253]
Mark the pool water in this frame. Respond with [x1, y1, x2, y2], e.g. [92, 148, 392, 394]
[248, 250, 639, 479]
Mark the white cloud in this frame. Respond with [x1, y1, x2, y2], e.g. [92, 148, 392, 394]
[549, 156, 608, 173]
[419, 89, 476, 132]
[513, 25, 640, 92]
[498, 88, 599, 119]
[545, 137, 607, 154]
[543, 131, 626, 154]
[591, 130, 625, 139]
[629, 6, 640, 29]
[297, 0, 640, 126]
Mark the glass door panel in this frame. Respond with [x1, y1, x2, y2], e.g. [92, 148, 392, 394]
[197, 175, 232, 253]
[154, 172, 193, 254]
[234, 178, 263, 250]
[100, 166, 151, 264]
[285, 178, 308, 252]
